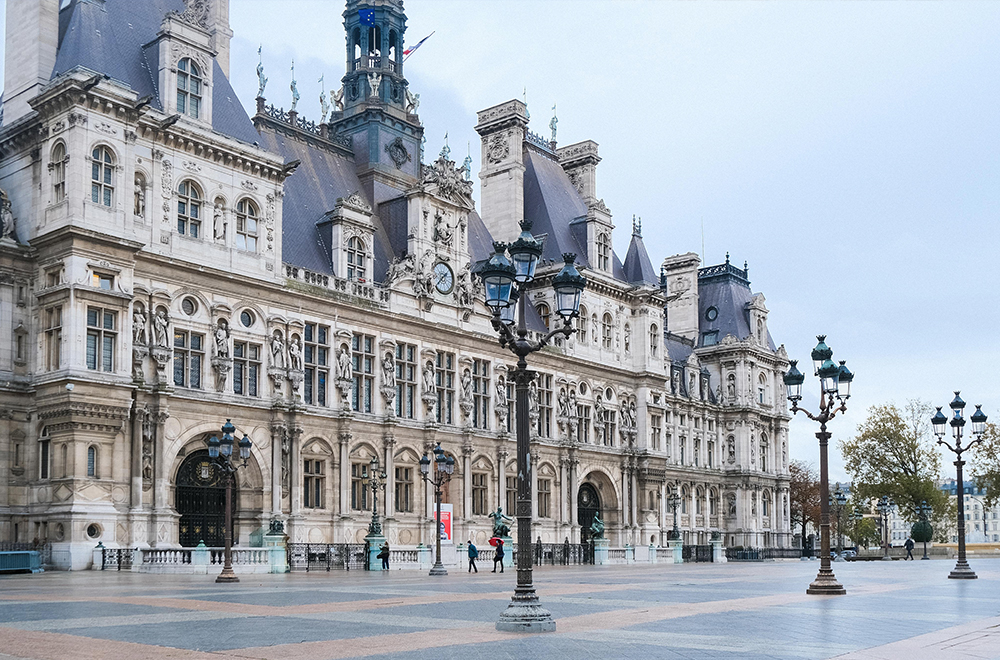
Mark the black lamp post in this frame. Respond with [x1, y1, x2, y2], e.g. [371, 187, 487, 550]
[363, 455, 387, 536]
[917, 500, 932, 561]
[831, 484, 847, 558]
[782, 336, 853, 595]
[877, 495, 895, 561]
[932, 393, 988, 579]
[419, 443, 454, 576]
[848, 505, 863, 552]
[667, 490, 681, 541]
[207, 419, 252, 583]
[476, 222, 586, 633]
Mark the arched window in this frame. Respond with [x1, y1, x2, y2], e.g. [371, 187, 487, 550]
[757, 318, 765, 343]
[577, 305, 588, 342]
[681, 486, 689, 514]
[51, 142, 66, 202]
[235, 198, 259, 251]
[649, 323, 659, 357]
[762, 491, 771, 517]
[536, 303, 550, 330]
[758, 372, 767, 404]
[87, 446, 97, 478]
[347, 237, 367, 280]
[352, 28, 362, 68]
[760, 434, 769, 472]
[601, 313, 612, 349]
[707, 441, 714, 467]
[177, 58, 202, 119]
[177, 180, 202, 237]
[696, 487, 704, 514]
[710, 489, 719, 516]
[597, 232, 611, 271]
[91, 145, 115, 207]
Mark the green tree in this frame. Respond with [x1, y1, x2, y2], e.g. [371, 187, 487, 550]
[843, 514, 879, 548]
[789, 460, 820, 546]
[839, 400, 950, 531]
[969, 422, 1000, 508]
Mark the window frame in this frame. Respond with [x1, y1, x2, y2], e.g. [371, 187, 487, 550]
[233, 341, 261, 397]
[177, 179, 203, 238]
[235, 198, 259, 251]
[85, 306, 117, 373]
[90, 145, 115, 207]
[173, 329, 204, 389]
[176, 58, 203, 119]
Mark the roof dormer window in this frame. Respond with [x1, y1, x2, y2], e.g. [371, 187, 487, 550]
[177, 58, 202, 119]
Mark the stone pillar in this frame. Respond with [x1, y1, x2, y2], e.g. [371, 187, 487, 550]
[290, 427, 302, 516]
[270, 424, 285, 518]
[462, 444, 473, 522]
[630, 465, 638, 531]
[569, 456, 579, 542]
[497, 445, 508, 509]
[620, 464, 629, 543]
[383, 432, 396, 518]
[150, 405, 173, 546]
[658, 482, 667, 542]
[339, 431, 351, 516]
[558, 457, 568, 527]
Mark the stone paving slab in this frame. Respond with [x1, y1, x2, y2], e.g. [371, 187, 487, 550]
[2, 559, 1000, 659]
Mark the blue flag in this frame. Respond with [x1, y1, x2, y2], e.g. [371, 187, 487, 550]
[360, 9, 376, 26]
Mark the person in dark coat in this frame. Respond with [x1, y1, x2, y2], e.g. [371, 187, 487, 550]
[468, 541, 478, 573]
[379, 542, 390, 570]
[904, 537, 915, 560]
[492, 539, 504, 573]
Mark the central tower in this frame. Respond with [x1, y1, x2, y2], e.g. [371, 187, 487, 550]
[332, 0, 423, 204]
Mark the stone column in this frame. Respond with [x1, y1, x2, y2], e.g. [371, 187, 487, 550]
[270, 423, 285, 518]
[558, 457, 568, 529]
[462, 444, 473, 522]
[339, 431, 351, 517]
[630, 464, 638, 530]
[658, 482, 667, 542]
[620, 463, 629, 543]
[569, 455, 579, 538]
[497, 445, 508, 509]
[383, 432, 396, 518]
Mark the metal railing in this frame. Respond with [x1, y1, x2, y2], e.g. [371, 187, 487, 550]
[101, 547, 137, 571]
[288, 543, 368, 571]
[725, 547, 803, 561]
[682, 545, 713, 563]
[532, 540, 593, 565]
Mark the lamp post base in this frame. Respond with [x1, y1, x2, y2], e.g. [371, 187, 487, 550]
[806, 570, 846, 595]
[215, 570, 239, 583]
[949, 560, 977, 579]
[496, 597, 556, 633]
[429, 563, 448, 576]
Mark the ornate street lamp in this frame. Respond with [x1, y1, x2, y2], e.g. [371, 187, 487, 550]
[206, 419, 252, 583]
[782, 335, 853, 595]
[932, 393, 988, 579]
[876, 495, 895, 561]
[830, 484, 847, 559]
[362, 455, 387, 536]
[667, 490, 681, 541]
[915, 500, 933, 561]
[476, 226, 585, 633]
[419, 443, 454, 576]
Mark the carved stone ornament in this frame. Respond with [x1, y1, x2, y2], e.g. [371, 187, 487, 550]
[339, 190, 372, 214]
[169, 0, 210, 28]
[385, 137, 411, 169]
[421, 155, 474, 207]
[486, 133, 509, 165]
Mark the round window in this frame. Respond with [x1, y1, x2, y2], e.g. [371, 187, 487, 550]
[705, 307, 718, 322]
[86, 523, 101, 539]
[240, 310, 254, 327]
[579, 382, 588, 395]
[181, 297, 197, 316]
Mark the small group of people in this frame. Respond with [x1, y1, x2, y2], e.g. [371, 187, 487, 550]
[466, 538, 505, 573]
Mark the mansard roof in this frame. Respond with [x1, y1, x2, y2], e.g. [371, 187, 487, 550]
[696, 259, 776, 350]
[622, 228, 658, 286]
[52, 0, 259, 145]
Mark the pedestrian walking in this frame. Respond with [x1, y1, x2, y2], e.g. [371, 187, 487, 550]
[492, 538, 504, 573]
[378, 541, 390, 570]
[904, 537, 914, 560]
[468, 540, 479, 573]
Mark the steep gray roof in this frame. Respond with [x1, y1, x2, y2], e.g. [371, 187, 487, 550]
[467, 210, 496, 263]
[697, 263, 776, 350]
[52, 0, 259, 146]
[622, 230, 658, 285]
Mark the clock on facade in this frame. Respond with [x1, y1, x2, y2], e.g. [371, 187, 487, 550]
[433, 262, 454, 294]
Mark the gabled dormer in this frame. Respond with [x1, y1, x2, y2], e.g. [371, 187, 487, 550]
[145, 11, 217, 129]
[317, 192, 376, 282]
[557, 140, 615, 275]
[746, 293, 769, 348]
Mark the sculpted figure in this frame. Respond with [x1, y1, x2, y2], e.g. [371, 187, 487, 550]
[132, 307, 147, 345]
[589, 513, 605, 540]
[422, 360, 436, 395]
[495, 375, 508, 408]
[270, 332, 285, 369]
[288, 336, 302, 371]
[337, 346, 353, 381]
[489, 506, 513, 538]
[382, 352, 396, 389]
[214, 319, 230, 357]
[152, 310, 170, 347]
[460, 368, 473, 402]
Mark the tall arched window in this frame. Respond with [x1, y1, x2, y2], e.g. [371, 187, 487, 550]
[649, 323, 659, 357]
[710, 488, 719, 516]
[235, 198, 259, 251]
[577, 305, 588, 342]
[177, 180, 202, 237]
[91, 146, 115, 207]
[87, 446, 97, 478]
[601, 313, 612, 349]
[757, 318, 765, 343]
[51, 142, 66, 202]
[696, 487, 704, 514]
[681, 486, 689, 514]
[597, 232, 611, 271]
[760, 434, 769, 472]
[536, 303, 550, 330]
[347, 237, 367, 280]
[762, 491, 771, 517]
[758, 372, 767, 404]
[177, 58, 202, 119]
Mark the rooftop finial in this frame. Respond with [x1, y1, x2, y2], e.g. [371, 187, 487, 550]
[289, 60, 300, 112]
[725, 251, 730, 264]
[463, 142, 472, 181]
[439, 132, 450, 160]
[256, 45, 267, 98]
[550, 104, 558, 142]
[632, 215, 642, 237]
[523, 87, 530, 120]
[318, 74, 329, 123]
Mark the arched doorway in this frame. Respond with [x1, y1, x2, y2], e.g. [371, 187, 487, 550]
[176, 450, 232, 547]
[578, 483, 601, 542]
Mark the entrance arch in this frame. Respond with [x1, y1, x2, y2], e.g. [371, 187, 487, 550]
[578, 483, 601, 542]
[176, 450, 231, 547]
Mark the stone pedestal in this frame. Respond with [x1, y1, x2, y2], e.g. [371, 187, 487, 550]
[649, 543, 658, 564]
[264, 532, 288, 573]
[594, 538, 610, 565]
[499, 536, 514, 568]
[711, 539, 726, 563]
[668, 539, 683, 564]
[192, 542, 210, 574]
[91, 543, 104, 570]
[416, 544, 432, 570]
[366, 533, 387, 571]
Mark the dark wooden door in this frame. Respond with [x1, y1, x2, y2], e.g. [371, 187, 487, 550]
[176, 450, 231, 547]
[578, 483, 601, 543]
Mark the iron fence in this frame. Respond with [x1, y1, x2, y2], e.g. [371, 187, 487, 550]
[532, 540, 592, 565]
[682, 545, 713, 563]
[101, 547, 136, 571]
[288, 543, 368, 571]
[726, 547, 803, 561]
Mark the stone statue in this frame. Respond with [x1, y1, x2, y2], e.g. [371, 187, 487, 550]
[337, 346, 353, 381]
[332, 86, 344, 112]
[152, 310, 170, 347]
[433, 211, 453, 243]
[689, 373, 696, 398]
[728, 374, 736, 401]
[454, 263, 472, 307]
[288, 336, 302, 371]
[270, 332, 285, 369]
[593, 394, 605, 443]
[256, 45, 267, 97]
[716, 384, 723, 405]
[318, 76, 329, 123]
[462, 154, 472, 181]
[385, 253, 415, 286]
[367, 71, 382, 99]
[589, 513, 605, 540]
[623, 323, 631, 354]
[213, 200, 225, 240]
[619, 399, 633, 429]
[214, 319, 230, 358]
[289, 60, 300, 112]
[489, 506, 513, 538]
[405, 88, 420, 114]
[549, 104, 558, 142]
[460, 368, 473, 403]
[132, 307, 147, 345]
[422, 360, 436, 395]
[671, 370, 680, 394]
[134, 175, 145, 218]
[557, 388, 570, 419]
[728, 493, 737, 516]
[0, 192, 17, 242]
[382, 352, 396, 389]
[727, 436, 736, 464]
[527, 380, 538, 416]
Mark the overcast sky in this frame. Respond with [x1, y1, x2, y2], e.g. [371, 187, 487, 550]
[5, 1, 999, 482]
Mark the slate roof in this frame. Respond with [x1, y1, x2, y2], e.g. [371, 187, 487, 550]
[52, 0, 260, 146]
[697, 265, 776, 350]
[622, 230, 658, 286]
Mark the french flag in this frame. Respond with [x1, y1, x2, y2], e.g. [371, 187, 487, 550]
[403, 32, 435, 61]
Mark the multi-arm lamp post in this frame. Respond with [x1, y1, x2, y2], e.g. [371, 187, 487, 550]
[917, 500, 932, 561]
[667, 490, 681, 541]
[876, 495, 895, 561]
[848, 505, 863, 551]
[362, 455, 387, 536]
[476, 220, 586, 633]
[207, 420, 252, 583]
[419, 443, 455, 577]
[830, 484, 847, 559]
[782, 335, 853, 595]
[932, 393, 988, 579]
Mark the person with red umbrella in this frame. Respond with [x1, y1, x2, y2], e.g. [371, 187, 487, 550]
[491, 537, 505, 573]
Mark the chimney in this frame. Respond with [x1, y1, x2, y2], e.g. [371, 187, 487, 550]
[474, 99, 529, 244]
[3, 0, 59, 124]
[207, 0, 234, 77]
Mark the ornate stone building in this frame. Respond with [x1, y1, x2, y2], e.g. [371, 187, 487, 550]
[0, 0, 792, 569]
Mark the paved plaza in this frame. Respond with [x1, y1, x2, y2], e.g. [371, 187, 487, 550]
[1, 559, 999, 659]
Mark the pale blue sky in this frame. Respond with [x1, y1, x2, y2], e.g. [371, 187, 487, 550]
[4, 1, 999, 481]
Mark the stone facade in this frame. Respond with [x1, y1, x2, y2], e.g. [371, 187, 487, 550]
[0, 0, 792, 569]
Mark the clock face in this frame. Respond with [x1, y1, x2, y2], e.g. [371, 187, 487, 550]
[434, 263, 454, 294]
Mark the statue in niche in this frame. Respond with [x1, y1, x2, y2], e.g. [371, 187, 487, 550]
[594, 394, 606, 444]
[152, 309, 170, 347]
[382, 352, 396, 390]
[433, 211, 454, 244]
[623, 324, 631, 354]
[213, 200, 226, 240]
[288, 336, 302, 371]
[716, 384, 723, 405]
[727, 437, 736, 464]
[132, 306, 147, 345]
[557, 388, 570, 419]
[689, 373, 697, 398]
[270, 331, 285, 369]
[527, 380, 539, 418]
[214, 319, 230, 357]
[422, 360, 436, 396]
[671, 370, 680, 394]
[337, 346, 353, 381]
[455, 262, 473, 307]
[619, 399, 634, 429]
[367, 71, 382, 99]
[460, 367, 473, 403]
[134, 175, 146, 218]
[728, 494, 737, 516]
[727, 374, 736, 401]
[0, 191, 17, 242]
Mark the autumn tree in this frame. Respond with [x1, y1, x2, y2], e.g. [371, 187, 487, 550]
[969, 422, 1000, 507]
[839, 400, 950, 530]
[789, 460, 821, 546]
